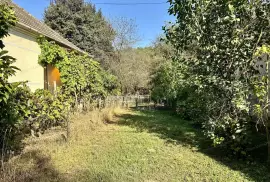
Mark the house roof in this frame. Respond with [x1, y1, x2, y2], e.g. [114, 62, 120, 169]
[0, 0, 84, 53]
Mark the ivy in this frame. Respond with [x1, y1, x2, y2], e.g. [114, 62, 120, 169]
[37, 36, 68, 67]
[37, 37, 120, 105]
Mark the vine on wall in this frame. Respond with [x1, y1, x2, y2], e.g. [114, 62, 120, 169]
[37, 36, 120, 105]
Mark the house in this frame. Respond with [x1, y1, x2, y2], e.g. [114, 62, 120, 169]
[0, 0, 84, 92]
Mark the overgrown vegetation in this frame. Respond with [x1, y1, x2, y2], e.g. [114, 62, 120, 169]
[37, 37, 120, 104]
[0, 3, 23, 155]
[110, 47, 162, 94]
[0, 3, 119, 162]
[151, 0, 270, 160]
[44, 1, 161, 94]
[0, 4, 69, 157]
[2, 0, 270, 180]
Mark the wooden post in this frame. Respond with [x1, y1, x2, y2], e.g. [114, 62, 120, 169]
[98, 98, 102, 110]
[122, 97, 125, 108]
[53, 81, 57, 96]
[126, 97, 129, 108]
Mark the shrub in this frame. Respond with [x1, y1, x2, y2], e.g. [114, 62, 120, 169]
[27, 89, 71, 135]
[158, 0, 270, 157]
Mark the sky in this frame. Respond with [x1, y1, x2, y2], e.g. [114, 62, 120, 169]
[13, 0, 175, 47]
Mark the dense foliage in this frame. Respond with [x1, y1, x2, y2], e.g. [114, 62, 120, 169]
[152, 0, 270, 158]
[38, 37, 120, 105]
[0, 3, 22, 153]
[44, 0, 115, 65]
[108, 41, 174, 95]
[27, 88, 71, 135]
[0, 3, 16, 49]
[252, 45, 270, 160]
[0, 4, 67, 153]
[110, 47, 157, 94]
[0, 4, 118, 156]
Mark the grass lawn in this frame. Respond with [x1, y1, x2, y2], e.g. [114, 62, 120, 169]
[2, 108, 270, 182]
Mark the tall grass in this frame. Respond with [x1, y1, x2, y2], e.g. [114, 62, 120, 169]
[0, 106, 124, 182]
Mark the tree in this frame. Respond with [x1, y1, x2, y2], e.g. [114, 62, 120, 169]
[0, 3, 17, 49]
[44, 0, 115, 65]
[164, 0, 270, 157]
[107, 17, 147, 93]
[109, 47, 161, 94]
[111, 17, 140, 51]
[0, 3, 26, 154]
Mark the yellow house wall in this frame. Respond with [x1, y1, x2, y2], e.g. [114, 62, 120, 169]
[3, 28, 44, 91]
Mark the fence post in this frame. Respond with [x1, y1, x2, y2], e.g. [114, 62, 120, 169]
[126, 96, 129, 108]
[98, 98, 101, 110]
[122, 96, 125, 108]
[66, 113, 70, 142]
[104, 98, 107, 108]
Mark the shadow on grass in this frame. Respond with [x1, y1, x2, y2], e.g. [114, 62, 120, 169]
[12, 150, 67, 182]
[1, 149, 114, 182]
[117, 108, 270, 181]
[0, 150, 69, 182]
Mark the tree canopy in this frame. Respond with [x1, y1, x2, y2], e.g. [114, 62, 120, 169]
[44, 0, 115, 65]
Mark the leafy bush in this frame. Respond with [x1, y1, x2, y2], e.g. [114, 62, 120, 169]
[27, 89, 71, 135]
[0, 83, 31, 153]
[0, 4, 70, 154]
[0, 3, 17, 49]
[0, 3, 119, 156]
[0, 3, 22, 154]
[152, 0, 270, 157]
[176, 88, 209, 123]
[1, 83, 71, 153]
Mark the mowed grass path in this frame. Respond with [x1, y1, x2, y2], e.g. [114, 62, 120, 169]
[7, 109, 270, 182]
